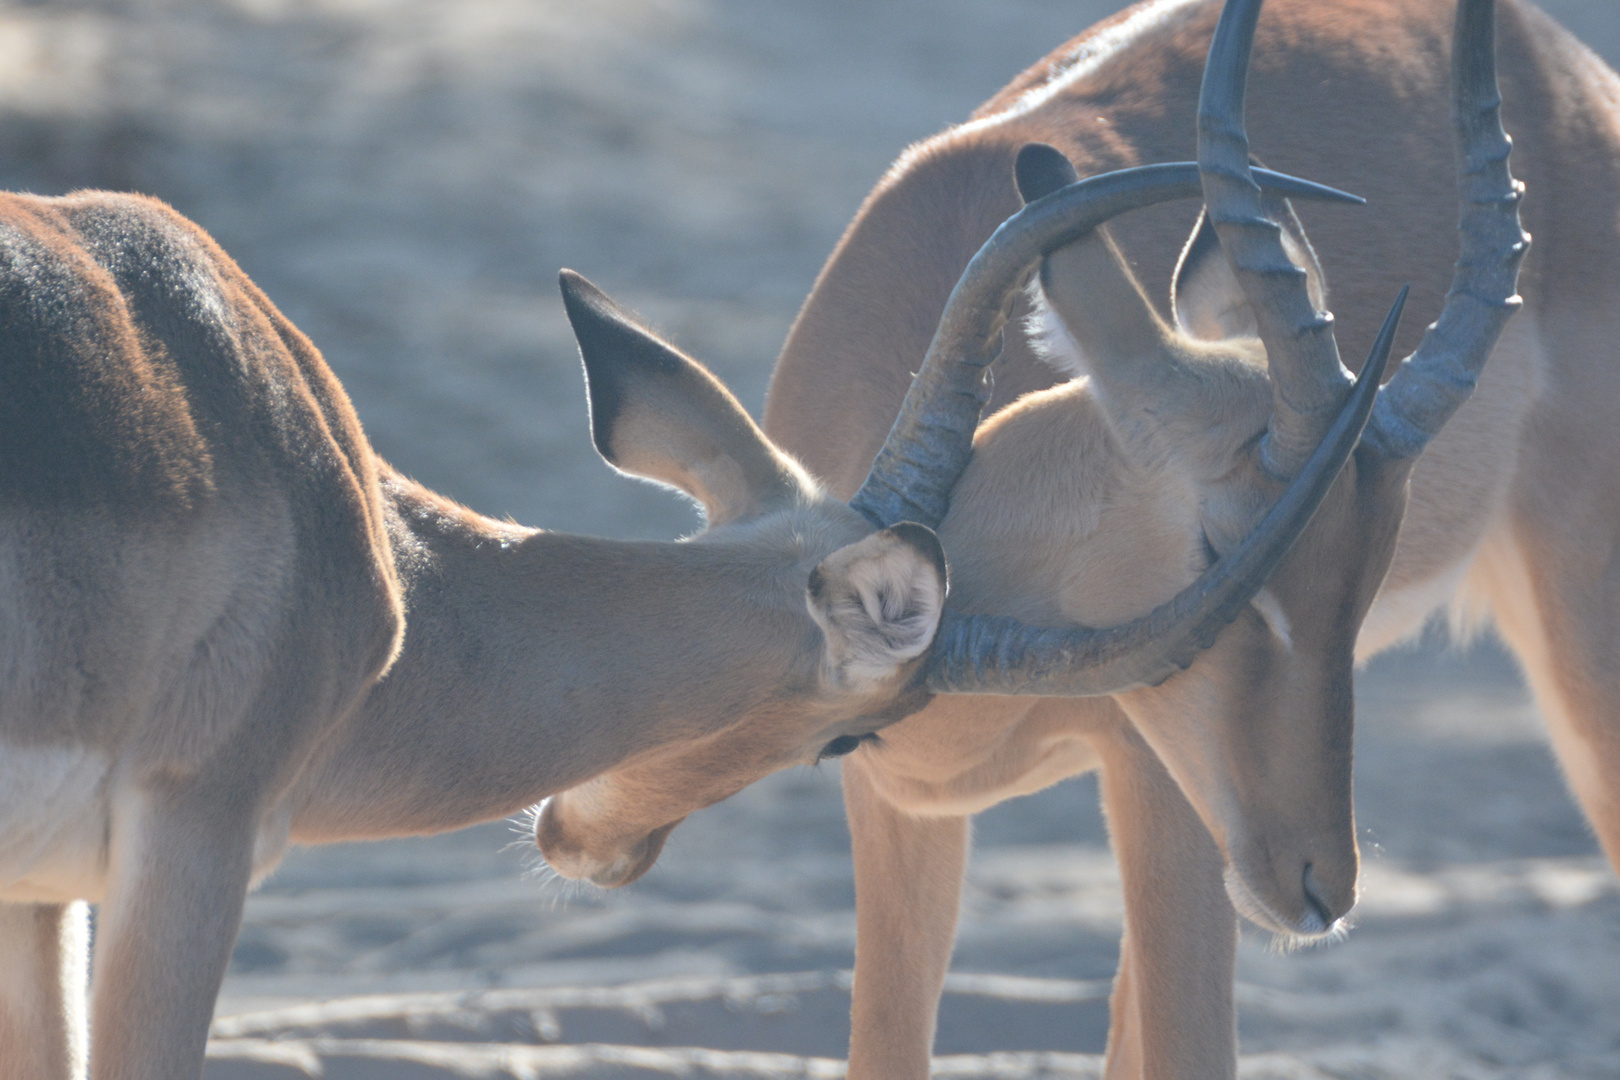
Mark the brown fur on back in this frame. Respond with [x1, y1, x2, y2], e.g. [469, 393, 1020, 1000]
[766, 0, 1606, 500]
[0, 191, 403, 748]
[0, 195, 214, 511]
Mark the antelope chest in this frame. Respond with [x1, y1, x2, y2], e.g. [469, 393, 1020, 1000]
[871, 713, 1105, 818]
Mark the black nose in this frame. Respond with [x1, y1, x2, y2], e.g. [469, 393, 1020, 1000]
[1301, 864, 1336, 932]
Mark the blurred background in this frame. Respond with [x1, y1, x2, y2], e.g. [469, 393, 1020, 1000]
[2, 0, 1617, 1076]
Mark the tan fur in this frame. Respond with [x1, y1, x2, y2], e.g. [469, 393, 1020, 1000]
[594, 350, 815, 525]
[762, 0, 1602, 1076]
[0, 904, 86, 1080]
[0, 195, 954, 1077]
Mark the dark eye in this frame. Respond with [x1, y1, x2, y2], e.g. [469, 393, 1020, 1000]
[818, 732, 879, 761]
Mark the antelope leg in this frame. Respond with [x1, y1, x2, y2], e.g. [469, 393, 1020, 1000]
[90, 786, 255, 1080]
[843, 752, 969, 1080]
[0, 902, 87, 1080]
[1098, 725, 1238, 1080]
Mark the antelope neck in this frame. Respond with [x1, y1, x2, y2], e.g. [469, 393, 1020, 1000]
[287, 471, 818, 841]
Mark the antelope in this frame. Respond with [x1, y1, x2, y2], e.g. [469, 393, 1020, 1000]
[0, 54, 1377, 1076]
[764, 0, 1534, 1075]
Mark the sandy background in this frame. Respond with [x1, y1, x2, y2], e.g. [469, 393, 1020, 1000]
[2, 0, 1619, 1075]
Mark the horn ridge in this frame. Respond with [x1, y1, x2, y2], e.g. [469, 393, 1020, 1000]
[849, 160, 1363, 529]
[1196, 0, 1355, 483]
[1363, 0, 1528, 459]
[925, 286, 1407, 697]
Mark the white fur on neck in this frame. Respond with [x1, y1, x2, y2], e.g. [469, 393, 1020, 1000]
[1251, 587, 1293, 651]
[1023, 279, 1095, 379]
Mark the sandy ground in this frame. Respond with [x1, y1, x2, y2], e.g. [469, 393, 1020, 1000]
[3, 0, 1619, 1076]
[194, 646, 1620, 1078]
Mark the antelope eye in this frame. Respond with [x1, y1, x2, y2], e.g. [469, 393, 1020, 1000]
[818, 732, 878, 761]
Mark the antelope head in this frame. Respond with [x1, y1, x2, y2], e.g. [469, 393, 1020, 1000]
[936, 0, 1526, 937]
[531, 272, 949, 887]
[536, 216, 1352, 889]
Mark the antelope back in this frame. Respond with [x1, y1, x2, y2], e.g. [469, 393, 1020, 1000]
[0, 191, 403, 769]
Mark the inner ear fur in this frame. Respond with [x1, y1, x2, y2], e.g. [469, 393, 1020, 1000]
[560, 269, 810, 525]
[807, 522, 947, 691]
[1172, 198, 1328, 343]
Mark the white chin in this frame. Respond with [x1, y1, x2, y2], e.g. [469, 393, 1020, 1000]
[1222, 862, 1349, 947]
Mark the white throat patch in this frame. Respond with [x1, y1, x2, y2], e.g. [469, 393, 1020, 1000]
[1023, 279, 1093, 379]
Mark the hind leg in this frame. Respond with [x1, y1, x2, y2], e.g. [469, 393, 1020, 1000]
[1479, 521, 1620, 869]
[0, 901, 89, 1080]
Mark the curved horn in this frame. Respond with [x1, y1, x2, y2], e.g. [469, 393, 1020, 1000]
[1363, 0, 1528, 458]
[848, 160, 1363, 529]
[925, 286, 1407, 696]
[1197, 0, 1354, 481]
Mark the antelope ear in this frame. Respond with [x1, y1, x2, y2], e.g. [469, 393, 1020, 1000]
[1172, 201, 1328, 342]
[807, 522, 947, 692]
[560, 270, 809, 525]
[1015, 143, 1080, 205]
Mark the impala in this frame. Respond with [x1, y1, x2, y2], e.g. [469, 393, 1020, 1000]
[0, 56, 1378, 1076]
[764, 0, 1532, 1076]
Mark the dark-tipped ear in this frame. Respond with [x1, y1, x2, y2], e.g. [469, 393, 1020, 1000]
[560, 269, 809, 525]
[1172, 199, 1327, 342]
[1015, 143, 1081, 206]
[807, 522, 947, 691]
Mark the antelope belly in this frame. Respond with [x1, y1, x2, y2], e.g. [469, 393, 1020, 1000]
[0, 743, 113, 903]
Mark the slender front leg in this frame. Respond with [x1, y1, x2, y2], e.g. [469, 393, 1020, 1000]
[0, 901, 89, 1080]
[843, 752, 970, 1080]
[90, 786, 255, 1080]
[1096, 726, 1238, 1080]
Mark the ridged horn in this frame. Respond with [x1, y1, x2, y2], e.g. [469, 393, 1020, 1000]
[1197, 0, 1355, 481]
[848, 159, 1363, 530]
[1362, 0, 1528, 458]
[925, 286, 1407, 696]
